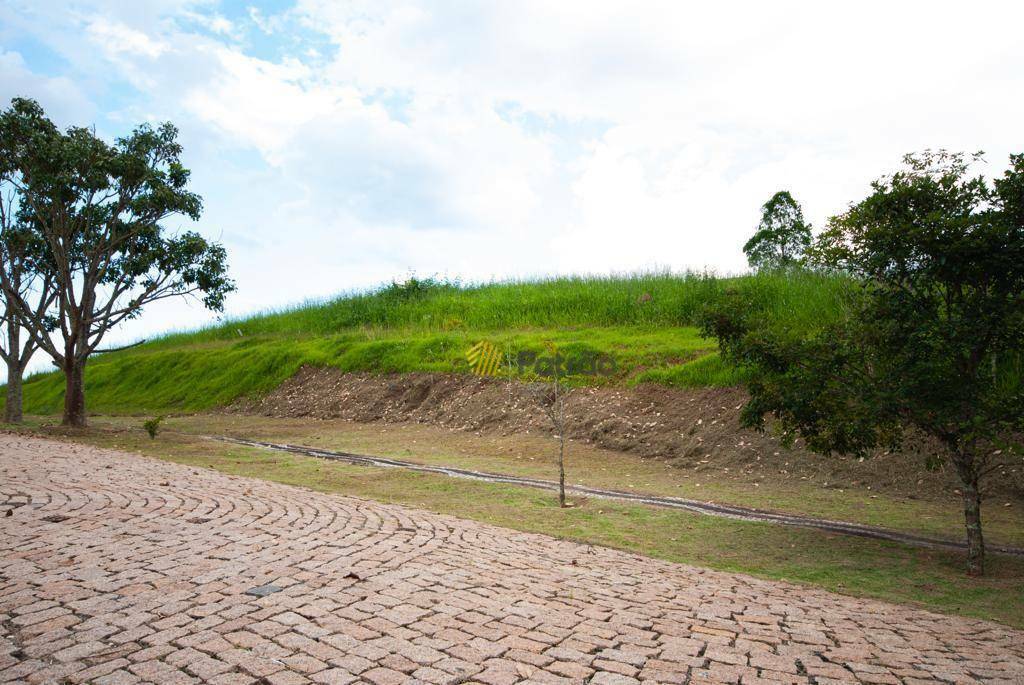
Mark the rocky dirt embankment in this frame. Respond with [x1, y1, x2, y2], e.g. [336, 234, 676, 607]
[234, 365, 1024, 501]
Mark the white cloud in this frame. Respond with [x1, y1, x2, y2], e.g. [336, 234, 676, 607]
[0, 50, 95, 124]
[86, 18, 168, 58]
[180, 10, 235, 37]
[1, 0, 1023, 364]
[183, 46, 339, 156]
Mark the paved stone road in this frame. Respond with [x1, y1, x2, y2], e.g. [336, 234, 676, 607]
[1, 435, 1022, 685]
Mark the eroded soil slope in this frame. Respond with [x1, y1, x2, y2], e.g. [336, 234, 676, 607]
[235, 365, 1024, 501]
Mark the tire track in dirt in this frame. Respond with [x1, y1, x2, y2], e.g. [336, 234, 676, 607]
[215, 435, 1024, 558]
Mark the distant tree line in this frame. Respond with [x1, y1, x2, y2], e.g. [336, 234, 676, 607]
[713, 151, 1024, 576]
[0, 97, 234, 427]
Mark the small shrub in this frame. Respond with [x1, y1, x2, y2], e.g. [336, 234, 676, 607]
[379, 275, 456, 301]
[143, 415, 164, 439]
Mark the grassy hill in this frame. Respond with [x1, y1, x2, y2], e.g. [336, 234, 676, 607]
[9, 270, 850, 415]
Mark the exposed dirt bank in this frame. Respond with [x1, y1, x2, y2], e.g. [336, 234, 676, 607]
[233, 366, 1024, 501]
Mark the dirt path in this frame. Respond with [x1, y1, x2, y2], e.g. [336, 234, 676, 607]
[4, 433, 1024, 684]
[218, 436, 1024, 559]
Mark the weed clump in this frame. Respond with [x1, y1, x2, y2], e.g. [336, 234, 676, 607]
[143, 416, 164, 439]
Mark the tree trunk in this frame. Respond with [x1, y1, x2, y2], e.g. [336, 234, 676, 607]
[558, 431, 566, 508]
[554, 373, 566, 508]
[4, 357, 23, 424]
[3, 301, 24, 423]
[62, 358, 87, 427]
[954, 450, 985, 576]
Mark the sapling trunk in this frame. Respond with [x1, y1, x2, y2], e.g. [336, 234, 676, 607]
[555, 371, 566, 507]
[558, 412, 566, 508]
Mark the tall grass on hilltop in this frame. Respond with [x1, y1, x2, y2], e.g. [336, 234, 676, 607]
[4, 269, 853, 416]
[154, 269, 851, 345]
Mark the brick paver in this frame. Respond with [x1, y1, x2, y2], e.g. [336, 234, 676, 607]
[1, 434, 1022, 684]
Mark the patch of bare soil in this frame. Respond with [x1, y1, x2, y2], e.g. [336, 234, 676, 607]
[233, 366, 1024, 501]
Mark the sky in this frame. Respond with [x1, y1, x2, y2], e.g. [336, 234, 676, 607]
[1, 0, 1023, 361]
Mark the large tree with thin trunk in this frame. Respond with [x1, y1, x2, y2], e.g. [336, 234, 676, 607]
[703, 151, 1024, 576]
[0, 97, 234, 426]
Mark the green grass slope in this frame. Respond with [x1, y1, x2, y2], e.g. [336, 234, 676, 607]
[9, 270, 850, 415]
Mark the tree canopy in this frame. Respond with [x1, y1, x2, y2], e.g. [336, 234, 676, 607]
[705, 151, 1024, 575]
[0, 97, 234, 426]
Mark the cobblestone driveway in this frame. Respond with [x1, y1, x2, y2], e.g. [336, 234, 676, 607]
[2, 435, 1022, 685]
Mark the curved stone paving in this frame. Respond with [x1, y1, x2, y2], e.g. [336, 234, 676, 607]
[0, 435, 1021, 685]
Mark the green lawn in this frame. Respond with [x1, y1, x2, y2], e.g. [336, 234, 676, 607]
[84, 413, 1024, 548]
[15, 325, 721, 414]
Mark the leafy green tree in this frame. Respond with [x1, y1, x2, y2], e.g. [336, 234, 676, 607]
[0, 98, 234, 427]
[704, 151, 1024, 576]
[743, 191, 812, 270]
